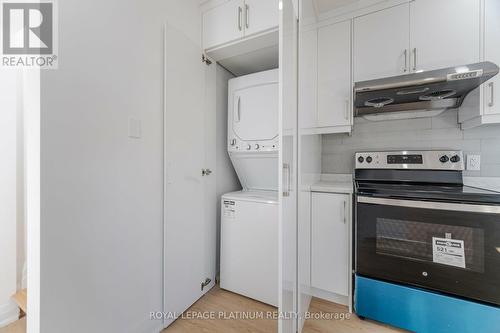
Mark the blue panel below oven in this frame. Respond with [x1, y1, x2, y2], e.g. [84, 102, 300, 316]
[355, 275, 500, 333]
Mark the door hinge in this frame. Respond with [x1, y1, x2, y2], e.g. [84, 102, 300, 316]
[202, 54, 212, 65]
[201, 278, 212, 291]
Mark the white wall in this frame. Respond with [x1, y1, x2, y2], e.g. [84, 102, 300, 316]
[0, 70, 20, 327]
[215, 65, 240, 272]
[40, 1, 201, 332]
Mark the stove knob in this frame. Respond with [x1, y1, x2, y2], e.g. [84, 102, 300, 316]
[255, 144, 260, 150]
[366, 156, 373, 163]
[246, 144, 251, 150]
[450, 155, 461, 163]
[439, 155, 449, 163]
[358, 156, 364, 163]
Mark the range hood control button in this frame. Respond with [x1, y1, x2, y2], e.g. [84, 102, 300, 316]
[439, 155, 450, 163]
[366, 156, 373, 163]
[358, 156, 364, 163]
[450, 155, 461, 163]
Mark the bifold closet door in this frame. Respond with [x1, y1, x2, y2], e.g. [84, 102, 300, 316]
[279, 1, 298, 332]
[163, 23, 215, 328]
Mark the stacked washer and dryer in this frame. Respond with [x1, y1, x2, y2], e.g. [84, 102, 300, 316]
[220, 69, 279, 307]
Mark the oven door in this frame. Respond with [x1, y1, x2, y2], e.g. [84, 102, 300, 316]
[356, 195, 500, 306]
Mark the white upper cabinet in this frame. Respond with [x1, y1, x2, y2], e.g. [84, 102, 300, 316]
[203, 0, 245, 50]
[410, 0, 480, 72]
[202, 0, 279, 51]
[353, 3, 410, 82]
[354, 0, 481, 82]
[484, 0, 500, 116]
[317, 20, 352, 128]
[243, 0, 279, 37]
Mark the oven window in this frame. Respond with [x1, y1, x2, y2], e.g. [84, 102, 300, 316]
[376, 218, 484, 273]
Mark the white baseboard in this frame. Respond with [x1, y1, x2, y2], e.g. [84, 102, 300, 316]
[0, 300, 20, 328]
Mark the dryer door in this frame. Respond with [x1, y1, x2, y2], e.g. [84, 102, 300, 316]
[232, 82, 279, 141]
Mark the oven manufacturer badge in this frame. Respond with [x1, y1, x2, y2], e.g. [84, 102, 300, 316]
[432, 237, 466, 269]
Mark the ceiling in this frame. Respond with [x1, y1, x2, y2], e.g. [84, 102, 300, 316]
[313, 0, 360, 14]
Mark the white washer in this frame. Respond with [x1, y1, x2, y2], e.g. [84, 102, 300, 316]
[220, 191, 278, 307]
[220, 69, 279, 306]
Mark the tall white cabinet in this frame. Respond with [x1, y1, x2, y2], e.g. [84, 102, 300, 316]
[317, 20, 352, 131]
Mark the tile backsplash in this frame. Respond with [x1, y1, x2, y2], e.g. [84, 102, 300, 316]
[322, 109, 500, 177]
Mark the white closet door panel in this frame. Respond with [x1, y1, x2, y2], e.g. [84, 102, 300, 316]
[164, 24, 208, 328]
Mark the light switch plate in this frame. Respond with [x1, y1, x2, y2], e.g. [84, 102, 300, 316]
[128, 117, 141, 139]
[466, 154, 481, 171]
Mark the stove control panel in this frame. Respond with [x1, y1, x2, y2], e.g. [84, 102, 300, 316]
[355, 151, 464, 170]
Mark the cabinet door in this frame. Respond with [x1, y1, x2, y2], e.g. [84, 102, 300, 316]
[311, 192, 349, 296]
[353, 3, 410, 82]
[203, 0, 245, 50]
[317, 20, 351, 128]
[484, 0, 500, 115]
[298, 28, 317, 129]
[243, 0, 279, 37]
[410, 0, 480, 73]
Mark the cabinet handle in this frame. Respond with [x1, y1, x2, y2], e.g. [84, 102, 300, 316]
[413, 48, 417, 71]
[489, 82, 495, 107]
[403, 49, 408, 73]
[245, 4, 249, 29]
[344, 99, 349, 120]
[283, 163, 291, 197]
[238, 6, 242, 31]
[343, 201, 347, 224]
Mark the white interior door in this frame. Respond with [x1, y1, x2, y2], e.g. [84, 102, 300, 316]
[164, 24, 211, 328]
[279, 1, 298, 332]
[409, 0, 480, 73]
[353, 3, 410, 82]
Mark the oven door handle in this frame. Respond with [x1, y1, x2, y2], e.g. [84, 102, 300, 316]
[357, 196, 500, 214]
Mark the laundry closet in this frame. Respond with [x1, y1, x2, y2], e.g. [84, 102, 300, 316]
[163, 0, 281, 329]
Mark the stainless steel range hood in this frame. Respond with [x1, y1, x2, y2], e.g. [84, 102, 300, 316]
[354, 62, 499, 117]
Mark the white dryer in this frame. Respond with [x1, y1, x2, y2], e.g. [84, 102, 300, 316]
[220, 69, 279, 306]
